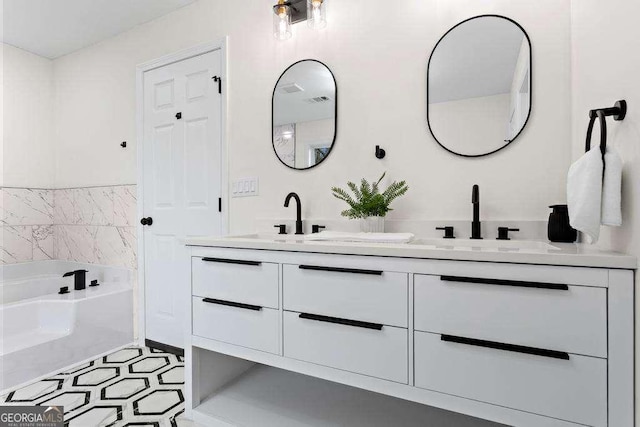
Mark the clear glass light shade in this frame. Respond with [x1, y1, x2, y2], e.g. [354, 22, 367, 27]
[307, 0, 327, 30]
[273, 4, 292, 40]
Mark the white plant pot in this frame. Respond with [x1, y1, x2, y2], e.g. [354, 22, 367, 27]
[360, 216, 385, 233]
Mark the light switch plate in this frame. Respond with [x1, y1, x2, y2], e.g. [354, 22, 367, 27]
[232, 177, 259, 197]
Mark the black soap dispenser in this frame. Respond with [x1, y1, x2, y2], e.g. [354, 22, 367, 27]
[548, 205, 577, 243]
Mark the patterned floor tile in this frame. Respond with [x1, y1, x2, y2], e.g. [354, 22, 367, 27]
[133, 390, 184, 416]
[5, 379, 64, 402]
[1, 347, 187, 426]
[128, 357, 171, 374]
[104, 349, 144, 364]
[37, 391, 91, 414]
[73, 367, 120, 387]
[101, 378, 150, 400]
[157, 367, 184, 386]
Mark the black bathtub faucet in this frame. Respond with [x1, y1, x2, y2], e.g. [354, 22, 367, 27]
[63, 270, 89, 291]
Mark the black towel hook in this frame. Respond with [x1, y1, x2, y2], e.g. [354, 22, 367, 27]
[585, 99, 627, 158]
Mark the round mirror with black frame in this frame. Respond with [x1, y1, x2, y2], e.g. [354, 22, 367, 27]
[272, 59, 337, 170]
[427, 15, 532, 157]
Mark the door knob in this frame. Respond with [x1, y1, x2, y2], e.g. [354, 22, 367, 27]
[140, 217, 153, 226]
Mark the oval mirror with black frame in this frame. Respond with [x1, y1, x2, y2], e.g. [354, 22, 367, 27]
[428, 15, 532, 157]
[272, 59, 337, 170]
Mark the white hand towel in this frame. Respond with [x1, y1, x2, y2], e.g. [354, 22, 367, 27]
[601, 147, 623, 226]
[567, 146, 603, 244]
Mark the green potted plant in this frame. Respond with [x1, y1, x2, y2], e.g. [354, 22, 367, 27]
[331, 172, 409, 233]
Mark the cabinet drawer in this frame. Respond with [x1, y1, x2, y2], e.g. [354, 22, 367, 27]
[192, 257, 279, 309]
[192, 297, 279, 354]
[283, 311, 407, 383]
[283, 264, 408, 327]
[414, 274, 607, 358]
[414, 331, 607, 427]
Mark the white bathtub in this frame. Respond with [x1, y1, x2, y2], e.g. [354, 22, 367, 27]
[0, 261, 134, 392]
[0, 260, 131, 304]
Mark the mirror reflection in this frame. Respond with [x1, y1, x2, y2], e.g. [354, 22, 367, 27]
[273, 60, 337, 169]
[428, 15, 531, 157]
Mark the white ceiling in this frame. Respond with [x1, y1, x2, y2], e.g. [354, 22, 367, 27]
[274, 61, 336, 126]
[429, 16, 526, 104]
[1, 0, 197, 59]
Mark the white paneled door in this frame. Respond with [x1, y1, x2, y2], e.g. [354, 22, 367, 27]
[142, 50, 223, 349]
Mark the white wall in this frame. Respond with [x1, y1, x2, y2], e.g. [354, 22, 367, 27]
[571, 0, 640, 256]
[2, 43, 55, 188]
[570, 0, 640, 415]
[429, 94, 510, 156]
[51, 0, 572, 233]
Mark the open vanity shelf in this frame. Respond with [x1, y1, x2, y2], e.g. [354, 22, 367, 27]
[184, 242, 634, 427]
[191, 364, 498, 426]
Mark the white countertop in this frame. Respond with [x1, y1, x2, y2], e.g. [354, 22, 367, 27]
[185, 234, 637, 269]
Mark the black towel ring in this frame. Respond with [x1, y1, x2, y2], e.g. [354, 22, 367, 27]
[585, 111, 607, 158]
[585, 100, 627, 161]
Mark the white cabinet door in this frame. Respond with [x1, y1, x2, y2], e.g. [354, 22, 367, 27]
[414, 274, 607, 357]
[414, 331, 607, 427]
[283, 311, 408, 384]
[283, 264, 408, 327]
[143, 50, 222, 348]
[192, 297, 280, 354]
[192, 257, 279, 309]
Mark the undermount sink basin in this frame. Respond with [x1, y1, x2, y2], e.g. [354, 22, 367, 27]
[410, 238, 560, 251]
[229, 233, 307, 242]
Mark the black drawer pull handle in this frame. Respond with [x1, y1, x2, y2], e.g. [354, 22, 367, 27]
[299, 265, 383, 276]
[299, 313, 383, 330]
[440, 275, 569, 291]
[202, 257, 261, 266]
[203, 298, 262, 311]
[441, 334, 570, 360]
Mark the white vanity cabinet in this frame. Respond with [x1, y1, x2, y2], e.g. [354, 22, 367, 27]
[191, 257, 280, 353]
[413, 273, 610, 426]
[185, 243, 634, 427]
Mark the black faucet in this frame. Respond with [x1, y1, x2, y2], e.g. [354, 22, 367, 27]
[63, 269, 89, 291]
[284, 192, 304, 235]
[471, 185, 482, 239]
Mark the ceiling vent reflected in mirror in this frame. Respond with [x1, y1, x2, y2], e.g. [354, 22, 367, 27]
[279, 83, 305, 94]
[305, 96, 331, 104]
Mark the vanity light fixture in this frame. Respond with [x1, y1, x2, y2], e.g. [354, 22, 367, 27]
[307, 0, 327, 29]
[272, 0, 327, 40]
[273, 0, 293, 40]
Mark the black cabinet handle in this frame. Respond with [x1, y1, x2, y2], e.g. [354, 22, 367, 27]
[440, 275, 568, 291]
[298, 265, 383, 276]
[440, 334, 570, 360]
[203, 298, 261, 311]
[140, 217, 153, 226]
[212, 76, 222, 94]
[299, 313, 383, 330]
[202, 257, 261, 266]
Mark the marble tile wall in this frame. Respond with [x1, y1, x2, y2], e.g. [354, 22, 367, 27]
[1, 185, 137, 269]
[1, 188, 55, 264]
